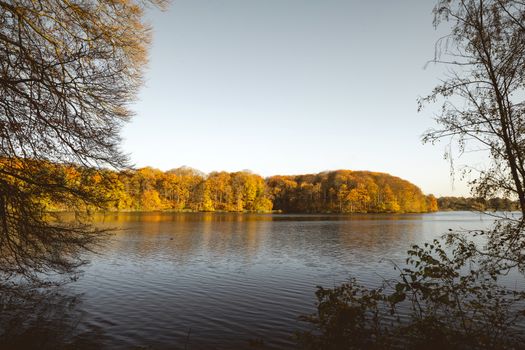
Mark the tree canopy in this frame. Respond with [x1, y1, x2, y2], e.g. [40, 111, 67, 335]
[0, 0, 164, 285]
[39, 165, 437, 214]
[267, 170, 437, 213]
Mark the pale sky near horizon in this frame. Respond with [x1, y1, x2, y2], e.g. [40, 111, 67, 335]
[122, 0, 489, 197]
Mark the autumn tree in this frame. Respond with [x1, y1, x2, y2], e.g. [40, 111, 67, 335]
[207, 172, 233, 211]
[36, 166, 432, 214]
[0, 0, 165, 286]
[166, 167, 205, 210]
[266, 170, 434, 214]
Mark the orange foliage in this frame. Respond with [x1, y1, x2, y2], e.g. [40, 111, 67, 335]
[35, 164, 436, 213]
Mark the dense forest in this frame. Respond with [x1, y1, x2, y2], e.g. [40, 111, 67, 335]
[267, 171, 437, 213]
[437, 196, 520, 211]
[25, 162, 518, 214]
[41, 165, 438, 213]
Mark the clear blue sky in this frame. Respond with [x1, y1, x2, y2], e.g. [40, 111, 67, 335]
[122, 0, 486, 196]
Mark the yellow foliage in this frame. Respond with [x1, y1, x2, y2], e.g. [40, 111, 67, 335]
[29, 163, 435, 214]
[140, 189, 163, 211]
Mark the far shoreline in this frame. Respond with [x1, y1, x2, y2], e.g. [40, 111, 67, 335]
[50, 209, 477, 215]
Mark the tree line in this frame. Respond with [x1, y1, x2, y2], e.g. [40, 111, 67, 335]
[437, 196, 521, 211]
[24, 161, 521, 214]
[267, 170, 437, 213]
[41, 165, 439, 213]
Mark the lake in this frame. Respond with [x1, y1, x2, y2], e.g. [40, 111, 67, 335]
[47, 212, 516, 348]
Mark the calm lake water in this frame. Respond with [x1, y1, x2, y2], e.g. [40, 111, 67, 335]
[53, 211, 515, 349]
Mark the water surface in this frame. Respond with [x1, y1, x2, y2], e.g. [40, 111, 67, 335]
[60, 211, 510, 349]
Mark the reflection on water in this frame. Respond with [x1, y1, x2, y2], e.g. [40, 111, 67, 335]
[3, 212, 509, 349]
[0, 287, 107, 350]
